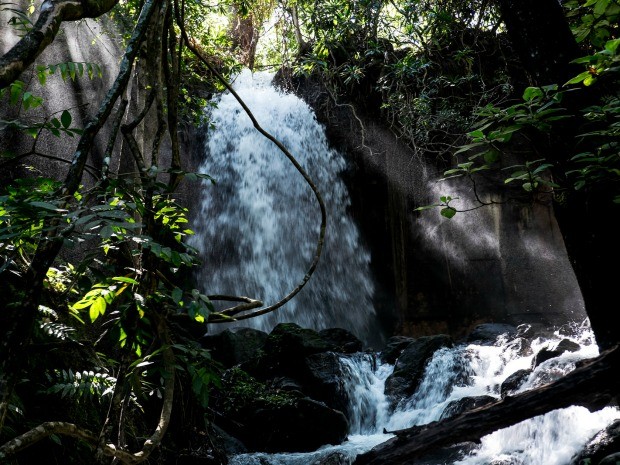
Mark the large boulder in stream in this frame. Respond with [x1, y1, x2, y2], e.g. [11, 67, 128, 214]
[384, 335, 453, 405]
[201, 327, 268, 368]
[466, 323, 517, 345]
[439, 395, 496, 420]
[303, 351, 350, 413]
[500, 369, 532, 398]
[240, 397, 349, 452]
[318, 328, 363, 353]
[379, 336, 416, 364]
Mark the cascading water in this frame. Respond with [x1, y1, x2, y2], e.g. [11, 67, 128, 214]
[191, 72, 619, 464]
[190, 70, 379, 345]
[229, 327, 619, 465]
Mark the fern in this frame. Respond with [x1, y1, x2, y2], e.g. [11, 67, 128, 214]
[45, 369, 116, 402]
[40, 322, 76, 341]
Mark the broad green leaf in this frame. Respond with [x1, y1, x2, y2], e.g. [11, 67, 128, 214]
[61, 110, 72, 128]
[522, 87, 543, 101]
[440, 207, 457, 219]
[111, 276, 138, 284]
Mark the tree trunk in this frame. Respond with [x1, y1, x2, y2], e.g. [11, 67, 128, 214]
[495, 0, 620, 350]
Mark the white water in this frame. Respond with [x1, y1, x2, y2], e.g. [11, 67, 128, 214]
[192, 72, 620, 464]
[229, 327, 619, 465]
[190, 70, 379, 345]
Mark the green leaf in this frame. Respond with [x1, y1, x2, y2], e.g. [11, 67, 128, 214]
[61, 110, 72, 128]
[90, 296, 106, 322]
[111, 276, 138, 284]
[522, 87, 543, 101]
[99, 225, 114, 239]
[440, 207, 457, 219]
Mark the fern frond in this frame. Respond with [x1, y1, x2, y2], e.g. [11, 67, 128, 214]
[45, 368, 116, 402]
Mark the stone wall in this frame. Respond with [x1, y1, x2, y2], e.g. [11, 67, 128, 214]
[291, 77, 587, 339]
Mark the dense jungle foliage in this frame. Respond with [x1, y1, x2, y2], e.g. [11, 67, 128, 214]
[0, 0, 619, 462]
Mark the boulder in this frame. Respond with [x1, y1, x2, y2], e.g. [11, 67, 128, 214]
[532, 338, 580, 368]
[379, 336, 415, 364]
[259, 323, 334, 374]
[313, 451, 351, 465]
[304, 351, 349, 413]
[571, 419, 620, 465]
[384, 335, 452, 404]
[202, 327, 268, 368]
[599, 452, 620, 465]
[319, 328, 363, 353]
[500, 369, 532, 398]
[440, 395, 496, 420]
[240, 397, 349, 452]
[415, 442, 479, 465]
[466, 324, 517, 345]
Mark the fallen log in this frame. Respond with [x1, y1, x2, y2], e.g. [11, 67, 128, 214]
[354, 345, 620, 465]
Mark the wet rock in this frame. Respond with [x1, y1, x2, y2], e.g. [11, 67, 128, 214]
[467, 323, 517, 345]
[532, 338, 580, 368]
[260, 323, 333, 372]
[384, 335, 452, 404]
[211, 424, 248, 455]
[416, 442, 479, 464]
[379, 336, 415, 364]
[304, 351, 349, 413]
[440, 395, 496, 420]
[599, 452, 620, 464]
[202, 327, 268, 368]
[500, 369, 532, 398]
[571, 419, 620, 465]
[313, 451, 351, 465]
[319, 328, 363, 353]
[504, 337, 533, 357]
[240, 397, 349, 452]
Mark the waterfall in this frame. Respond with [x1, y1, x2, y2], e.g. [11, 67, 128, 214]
[190, 70, 379, 345]
[192, 72, 619, 465]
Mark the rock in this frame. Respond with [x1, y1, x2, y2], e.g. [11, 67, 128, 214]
[211, 424, 247, 455]
[379, 336, 415, 364]
[599, 452, 620, 465]
[384, 335, 452, 404]
[504, 337, 532, 357]
[571, 419, 620, 465]
[319, 328, 363, 353]
[532, 339, 580, 368]
[467, 323, 517, 345]
[313, 451, 351, 465]
[304, 351, 349, 413]
[260, 323, 333, 373]
[240, 397, 349, 453]
[500, 369, 532, 398]
[202, 327, 268, 368]
[556, 338, 581, 353]
[440, 395, 496, 420]
[415, 442, 479, 465]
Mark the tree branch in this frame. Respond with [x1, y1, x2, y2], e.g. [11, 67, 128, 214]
[0, 0, 119, 89]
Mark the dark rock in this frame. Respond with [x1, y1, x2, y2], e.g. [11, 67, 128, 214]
[211, 424, 247, 455]
[500, 369, 532, 398]
[467, 323, 517, 345]
[260, 323, 333, 372]
[384, 335, 452, 404]
[202, 328, 268, 368]
[175, 454, 223, 465]
[416, 442, 479, 465]
[379, 336, 415, 364]
[556, 338, 581, 353]
[571, 420, 620, 465]
[599, 452, 620, 465]
[504, 337, 532, 357]
[268, 376, 305, 393]
[532, 339, 580, 368]
[319, 328, 363, 353]
[440, 395, 496, 420]
[304, 351, 349, 413]
[240, 397, 349, 453]
[313, 451, 351, 465]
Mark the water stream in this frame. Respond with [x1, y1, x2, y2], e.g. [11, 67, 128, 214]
[190, 70, 379, 346]
[190, 71, 620, 464]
